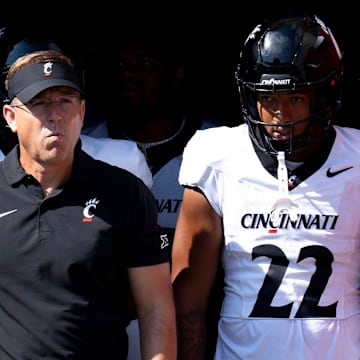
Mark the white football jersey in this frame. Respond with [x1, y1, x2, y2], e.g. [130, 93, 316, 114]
[179, 124, 360, 359]
[80, 134, 152, 189]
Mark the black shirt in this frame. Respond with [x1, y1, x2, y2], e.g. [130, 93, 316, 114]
[0, 144, 169, 359]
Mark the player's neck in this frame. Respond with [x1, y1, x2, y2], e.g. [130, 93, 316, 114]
[126, 115, 185, 144]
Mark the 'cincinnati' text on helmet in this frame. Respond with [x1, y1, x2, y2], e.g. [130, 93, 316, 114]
[260, 78, 292, 86]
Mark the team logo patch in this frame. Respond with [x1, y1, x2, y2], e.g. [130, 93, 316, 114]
[160, 234, 169, 249]
[82, 198, 100, 222]
[43, 62, 53, 77]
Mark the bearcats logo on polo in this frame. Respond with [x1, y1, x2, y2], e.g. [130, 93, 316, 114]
[82, 198, 100, 222]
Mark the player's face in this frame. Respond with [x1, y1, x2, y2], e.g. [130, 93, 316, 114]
[256, 91, 311, 141]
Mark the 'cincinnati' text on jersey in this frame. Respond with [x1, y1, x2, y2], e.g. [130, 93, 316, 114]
[241, 212, 339, 230]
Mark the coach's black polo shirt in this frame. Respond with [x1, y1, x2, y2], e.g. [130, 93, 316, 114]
[0, 143, 169, 360]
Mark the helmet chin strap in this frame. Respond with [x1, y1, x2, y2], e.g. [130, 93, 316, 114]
[270, 151, 299, 226]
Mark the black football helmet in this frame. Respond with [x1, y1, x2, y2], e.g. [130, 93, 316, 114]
[235, 13, 343, 156]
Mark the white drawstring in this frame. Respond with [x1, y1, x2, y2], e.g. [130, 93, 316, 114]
[270, 151, 299, 226]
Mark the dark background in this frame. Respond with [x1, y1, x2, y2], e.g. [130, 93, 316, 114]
[1, 3, 358, 128]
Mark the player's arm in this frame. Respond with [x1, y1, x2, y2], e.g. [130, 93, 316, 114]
[128, 262, 177, 359]
[171, 187, 223, 360]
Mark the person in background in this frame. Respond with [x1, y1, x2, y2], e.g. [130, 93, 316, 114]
[82, 31, 217, 233]
[0, 50, 176, 359]
[171, 13, 360, 359]
[0, 27, 47, 155]
[82, 30, 221, 359]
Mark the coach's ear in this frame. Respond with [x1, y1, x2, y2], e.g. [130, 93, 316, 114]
[3, 103, 17, 133]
